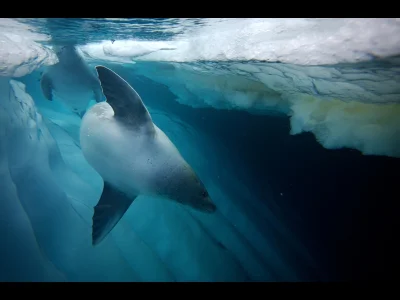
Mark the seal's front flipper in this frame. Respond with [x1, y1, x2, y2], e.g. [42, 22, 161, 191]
[92, 181, 137, 246]
[40, 72, 54, 101]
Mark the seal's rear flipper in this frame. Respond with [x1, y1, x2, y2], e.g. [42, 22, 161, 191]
[40, 73, 53, 101]
[92, 181, 137, 246]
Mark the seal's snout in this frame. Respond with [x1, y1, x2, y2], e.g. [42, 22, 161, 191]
[190, 195, 217, 213]
[205, 201, 217, 213]
[201, 197, 217, 213]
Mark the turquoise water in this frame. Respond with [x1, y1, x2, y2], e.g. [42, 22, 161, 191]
[0, 18, 399, 281]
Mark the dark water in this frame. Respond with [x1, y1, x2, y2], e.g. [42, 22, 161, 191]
[123, 73, 399, 281]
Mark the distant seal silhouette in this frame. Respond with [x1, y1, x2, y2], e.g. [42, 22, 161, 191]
[40, 45, 103, 116]
[79, 66, 217, 246]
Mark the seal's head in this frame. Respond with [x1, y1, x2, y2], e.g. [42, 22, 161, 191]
[186, 177, 216, 213]
[163, 163, 217, 213]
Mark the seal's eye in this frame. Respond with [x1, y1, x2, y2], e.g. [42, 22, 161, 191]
[201, 191, 208, 197]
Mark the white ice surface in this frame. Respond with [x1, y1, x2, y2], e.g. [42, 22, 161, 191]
[81, 18, 400, 65]
[0, 19, 57, 77]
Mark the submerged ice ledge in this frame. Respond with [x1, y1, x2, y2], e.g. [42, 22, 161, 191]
[1, 73, 311, 281]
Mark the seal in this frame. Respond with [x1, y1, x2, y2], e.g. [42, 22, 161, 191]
[80, 66, 217, 246]
[40, 45, 103, 116]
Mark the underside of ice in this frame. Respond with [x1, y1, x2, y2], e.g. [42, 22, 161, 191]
[75, 18, 400, 158]
[2, 18, 400, 157]
[87, 60, 400, 158]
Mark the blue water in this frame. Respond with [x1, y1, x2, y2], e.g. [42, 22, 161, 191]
[0, 18, 399, 281]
